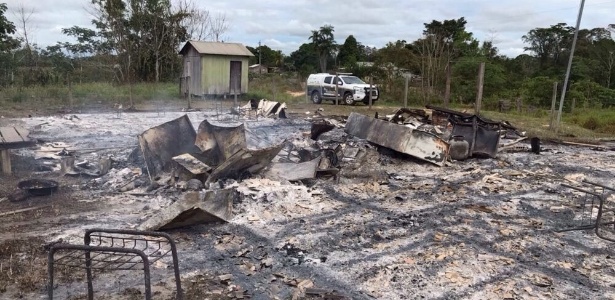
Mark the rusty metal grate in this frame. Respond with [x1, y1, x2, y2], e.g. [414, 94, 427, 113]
[48, 228, 183, 300]
[557, 180, 615, 242]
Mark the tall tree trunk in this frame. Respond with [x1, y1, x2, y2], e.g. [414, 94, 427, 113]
[320, 54, 327, 73]
[606, 52, 614, 88]
[155, 52, 160, 82]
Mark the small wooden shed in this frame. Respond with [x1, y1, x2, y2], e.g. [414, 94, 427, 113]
[179, 41, 254, 97]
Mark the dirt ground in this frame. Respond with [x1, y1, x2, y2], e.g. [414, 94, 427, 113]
[1, 99, 614, 300]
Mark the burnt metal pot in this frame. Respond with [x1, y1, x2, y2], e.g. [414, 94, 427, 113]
[18, 179, 59, 196]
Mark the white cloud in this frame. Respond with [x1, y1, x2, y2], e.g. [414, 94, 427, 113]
[2, 0, 613, 57]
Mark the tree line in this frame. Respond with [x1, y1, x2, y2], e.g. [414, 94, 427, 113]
[0, 0, 228, 87]
[0, 1, 614, 110]
[289, 20, 615, 110]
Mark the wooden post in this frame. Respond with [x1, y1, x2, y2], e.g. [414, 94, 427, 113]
[444, 61, 451, 108]
[549, 81, 558, 129]
[571, 98, 576, 112]
[475, 62, 485, 115]
[1, 149, 11, 175]
[516, 97, 522, 112]
[404, 75, 409, 108]
[368, 77, 373, 110]
[68, 74, 73, 109]
[272, 76, 277, 102]
[335, 73, 339, 106]
[187, 75, 192, 109]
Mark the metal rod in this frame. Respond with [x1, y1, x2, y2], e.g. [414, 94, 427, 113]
[561, 183, 602, 197]
[556, 0, 586, 128]
[583, 179, 615, 192]
[48, 249, 55, 300]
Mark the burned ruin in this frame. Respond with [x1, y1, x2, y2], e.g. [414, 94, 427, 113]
[0, 101, 614, 300]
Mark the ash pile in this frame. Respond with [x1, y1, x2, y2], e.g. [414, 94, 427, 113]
[21, 101, 529, 232]
[9, 100, 615, 299]
[114, 103, 526, 231]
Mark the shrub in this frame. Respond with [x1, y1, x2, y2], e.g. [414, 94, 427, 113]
[582, 116, 600, 130]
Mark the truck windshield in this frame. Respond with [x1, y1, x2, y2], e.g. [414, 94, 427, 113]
[341, 76, 365, 84]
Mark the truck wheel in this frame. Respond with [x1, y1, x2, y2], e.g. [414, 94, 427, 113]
[344, 93, 355, 105]
[311, 91, 322, 104]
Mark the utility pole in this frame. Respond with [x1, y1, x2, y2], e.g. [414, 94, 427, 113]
[556, 0, 586, 129]
[258, 40, 262, 75]
[475, 62, 485, 116]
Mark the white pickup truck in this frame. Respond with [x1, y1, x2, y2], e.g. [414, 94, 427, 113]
[306, 73, 379, 105]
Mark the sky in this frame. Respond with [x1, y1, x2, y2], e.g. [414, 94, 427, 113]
[3, 0, 615, 57]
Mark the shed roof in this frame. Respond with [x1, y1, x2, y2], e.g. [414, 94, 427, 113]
[180, 41, 254, 57]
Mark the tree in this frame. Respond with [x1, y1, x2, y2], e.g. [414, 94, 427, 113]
[43, 43, 77, 105]
[0, 3, 15, 41]
[452, 57, 507, 104]
[90, 0, 191, 84]
[372, 40, 418, 97]
[480, 41, 498, 59]
[338, 35, 360, 67]
[309, 25, 337, 72]
[246, 44, 284, 67]
[209, 12, 229, 42]
[288, 42, 318, 77]
[0, 3, 20, 84]
[177, 0, 211, 41]
[12, 3, 35, 53]
[522, 23, 574, 69]
[413, 17, 478, 103]
[375, 40, 418, 71]
[520, 76, 556, 107]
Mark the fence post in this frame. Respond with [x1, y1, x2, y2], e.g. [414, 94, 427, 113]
[475, 62, 485, 115]
[369, 77, 373, 110]
[335, 72, 339, 106]
[187, 75, 191, 109]
[404, 75, 409, 108]
[549, 81, 558, 130]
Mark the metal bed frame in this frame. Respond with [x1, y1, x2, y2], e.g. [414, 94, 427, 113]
[48, 228, 183, 299]
[557, 180, 615, 242]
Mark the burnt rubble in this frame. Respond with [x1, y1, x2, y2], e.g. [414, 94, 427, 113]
[19, 104, 482, 230]
[2, 104, 540, 231]
[132, 105, 528, 229]
[3, 101, 615, 300]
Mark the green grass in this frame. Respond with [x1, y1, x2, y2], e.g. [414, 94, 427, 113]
[564, 109, 615, 135]
[2, 76, 614, 143]
[246, 73, 306, 103]
[482, 109, 614, 142]
[0, 82, 180, 108]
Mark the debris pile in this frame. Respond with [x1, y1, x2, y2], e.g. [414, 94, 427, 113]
[8, 102, 611, 300]
[237, 99, 287, 118]
[361, 105, 528, 162]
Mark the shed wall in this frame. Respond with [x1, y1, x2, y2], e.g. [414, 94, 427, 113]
[201, 55, 249, 95]
[181, 46, 202, 96]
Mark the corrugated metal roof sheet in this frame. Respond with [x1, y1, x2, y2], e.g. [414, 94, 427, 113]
[180, 41, 254, 57]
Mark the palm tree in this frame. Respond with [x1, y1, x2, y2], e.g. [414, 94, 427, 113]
[309, 25, 337, 72]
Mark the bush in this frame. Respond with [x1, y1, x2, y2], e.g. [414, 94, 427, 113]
[582, 116, 600, 130]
